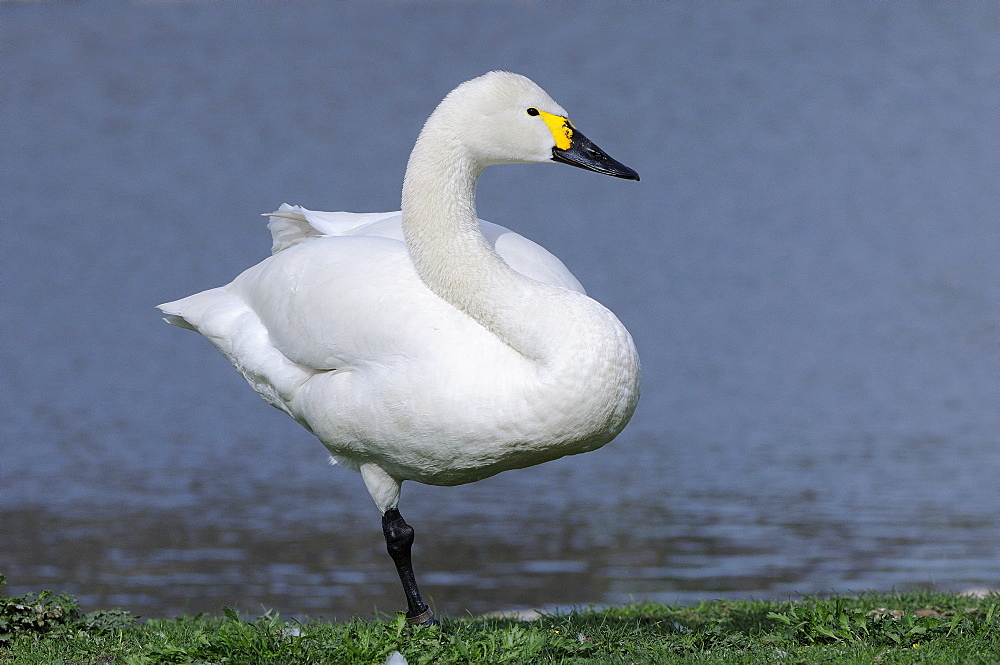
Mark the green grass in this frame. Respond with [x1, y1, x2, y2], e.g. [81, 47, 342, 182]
[2, 573, 998, 664]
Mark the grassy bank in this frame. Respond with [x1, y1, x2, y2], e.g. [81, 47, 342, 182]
[2, 576, 997, 664]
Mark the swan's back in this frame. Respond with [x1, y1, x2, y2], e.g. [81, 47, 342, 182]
[267, 204, 585, 293]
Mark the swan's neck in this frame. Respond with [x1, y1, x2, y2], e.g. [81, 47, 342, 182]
[401, 127, 553, 360]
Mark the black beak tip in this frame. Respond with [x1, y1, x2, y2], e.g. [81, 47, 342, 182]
[551, 139, 640, 182]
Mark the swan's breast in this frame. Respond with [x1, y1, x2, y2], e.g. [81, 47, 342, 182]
[293, 288, 639, 486]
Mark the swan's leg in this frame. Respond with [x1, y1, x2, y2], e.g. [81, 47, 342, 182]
[382, 507, 437, 626]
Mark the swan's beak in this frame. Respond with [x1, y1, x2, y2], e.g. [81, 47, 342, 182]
[551, 129, 640, 181]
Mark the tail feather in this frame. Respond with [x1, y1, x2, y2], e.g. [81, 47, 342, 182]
[265, 204, 323, 253]
[157, 288, 315, 412]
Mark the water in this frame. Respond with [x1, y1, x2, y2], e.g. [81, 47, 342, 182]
[2, 3, 998, 619]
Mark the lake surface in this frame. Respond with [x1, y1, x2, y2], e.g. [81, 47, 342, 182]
[2, 3, 998, 620]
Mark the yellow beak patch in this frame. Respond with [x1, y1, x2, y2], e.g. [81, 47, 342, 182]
[538, 110, 575, 151]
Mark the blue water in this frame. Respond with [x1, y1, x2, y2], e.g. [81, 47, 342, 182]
[2, 2, 998, 619]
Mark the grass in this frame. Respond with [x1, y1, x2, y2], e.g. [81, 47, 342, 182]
[1, 573, 998, 664]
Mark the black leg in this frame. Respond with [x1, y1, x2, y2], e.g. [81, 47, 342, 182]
[382, 507, 437, 626]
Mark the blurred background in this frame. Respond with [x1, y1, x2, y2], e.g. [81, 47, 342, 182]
[2, 2, 998, 620]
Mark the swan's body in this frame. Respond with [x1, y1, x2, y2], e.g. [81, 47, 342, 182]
[159, 71, 640, 622]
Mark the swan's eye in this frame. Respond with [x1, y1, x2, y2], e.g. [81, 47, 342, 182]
[526, 107, 540, 116]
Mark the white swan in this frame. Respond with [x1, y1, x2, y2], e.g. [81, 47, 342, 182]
[159, 71, 640, 624]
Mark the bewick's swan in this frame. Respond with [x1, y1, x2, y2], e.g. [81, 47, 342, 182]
[159, 71, 640, 625]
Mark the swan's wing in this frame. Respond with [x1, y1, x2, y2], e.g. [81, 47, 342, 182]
[227, 235, 500, 372]
[481, 221, 586, 295]
[268, 206, 584, 294]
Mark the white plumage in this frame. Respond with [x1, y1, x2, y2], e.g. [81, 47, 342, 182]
[159, 71, 640, 622]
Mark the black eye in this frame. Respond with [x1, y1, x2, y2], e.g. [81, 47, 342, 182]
[526, 107, 539, 116]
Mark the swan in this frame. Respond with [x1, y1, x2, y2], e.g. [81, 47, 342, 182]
[158, 71, 640, 625]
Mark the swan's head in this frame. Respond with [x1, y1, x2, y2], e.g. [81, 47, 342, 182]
[422, 71, 639, 181]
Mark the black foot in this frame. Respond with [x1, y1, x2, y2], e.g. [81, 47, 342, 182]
[382, 507, 436, 625]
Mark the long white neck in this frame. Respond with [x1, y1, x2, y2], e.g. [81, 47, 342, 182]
[399, 97, 640, 445]
[401, 121, 557, 361]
